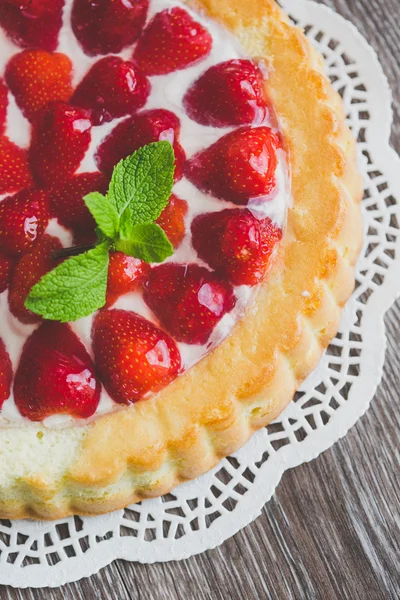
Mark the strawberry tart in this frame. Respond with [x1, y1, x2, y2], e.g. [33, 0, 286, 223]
[0, 0, 363, 518]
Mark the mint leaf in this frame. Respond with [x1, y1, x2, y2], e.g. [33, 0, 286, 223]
[84, 192, 119, 239]
[108, 141, 175, 226]
[25, 243, 110, 322]
[115, 223, 173, 263]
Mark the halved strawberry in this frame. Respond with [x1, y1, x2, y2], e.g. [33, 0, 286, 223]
[50, 172, 109, 244]
[0, 188, 49, 256]
[96, 109, 185, 180]
[0, 0, 64, 52]
[185, 127, 279, 205]
[8, 234, 62, 324]
[71, 0, 149, 57]
[0, 79, 8, 134]
[14, 322, 101, 421]
[143, 263, 236, 345]
[71, 56, 150, 126]
[0, 252, 14, 293]
[29, 102, 92, 187]
[106, 252, 150, 307]
[0, 339, 12, 409]
[183, 59, 268, 127]
[5, 50, 73, 123]
[192, 209, 282, 286]
[93, 309, 182, 404]
[156, 194, 188, 249]
[0, 136, 33, 195]
[133, 7, 212, 76]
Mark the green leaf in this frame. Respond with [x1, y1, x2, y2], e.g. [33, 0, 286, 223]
[25, 243, 110, 322]
[108, 141, 175, 226]
[115, 223, 174, 263]
[84, 192, 119, 239]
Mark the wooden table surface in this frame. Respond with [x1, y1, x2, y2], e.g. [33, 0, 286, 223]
[2, 0, 399, 598]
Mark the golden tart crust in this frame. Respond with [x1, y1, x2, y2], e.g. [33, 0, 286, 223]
[0, 0, 363, 519]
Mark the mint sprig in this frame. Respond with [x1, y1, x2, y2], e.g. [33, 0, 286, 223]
[25, 141, 176, 322]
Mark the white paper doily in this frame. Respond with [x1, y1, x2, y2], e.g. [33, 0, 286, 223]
[1, 0, 399, 588]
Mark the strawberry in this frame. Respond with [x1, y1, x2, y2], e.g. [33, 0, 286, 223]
[29, 102, 92, 187]
[156, 194, 188, 249]
[8, 234, 62, 324]
[5, 50, 73, 123]
[0, 252, 14, 293]
[133, 7, 212, 76]
[183, 59, 268, 127]
[143, 263, 236, 345]
[0, 339, 12, 409]
[106, 252, 150, 307]
[92, 309, 182, 404]
[14, 322, 101, 421]
[96, 109, 185, 180]
[0, 0, 64, 52]
[0, 78, 8, 134]
[50, 172, 108, 244]
[0, 136, 33, 195]
[0, 188, 49, 256]
[185, 127, 279, 205]
[71, 0, 149, 57]
[191, 209, 282, 286]
[71, 56, 150, 126]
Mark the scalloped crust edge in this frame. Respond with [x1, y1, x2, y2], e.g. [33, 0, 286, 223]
[0, 0, 363, 519]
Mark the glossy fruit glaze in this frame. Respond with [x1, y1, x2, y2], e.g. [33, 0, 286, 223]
[0, 0, 290, 427]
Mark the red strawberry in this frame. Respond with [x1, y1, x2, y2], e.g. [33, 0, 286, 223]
[156, 194, 188, 249]
[183, 60, 268, 127]
[71, 0, 149, 57]
[185, 127, 279, 205]
[0, 0, 64, 52]
[0, 339, 12, 409]
[71, 56, 150, 126]
[106, 252, 149, 307]
[29, 102, 92, 187]
[0, 136, 33, 195]
[133, 7, 212, 76]
[0, 252, 14, 292]
[143, 263, 236, 345]
[192, 209, 282, 286]
[96, 109, 185, 180]
[50, 172, 108, 244]
[0, 188, 49, 256]
[93, 309, 182, 404]
[0, 79, 8, 134]
[14, 322, 101, 421]
[8, 234, 62, 324]
[5, 50, 73, 122]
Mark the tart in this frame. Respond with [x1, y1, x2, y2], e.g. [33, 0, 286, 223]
[0, 0, 363, 519]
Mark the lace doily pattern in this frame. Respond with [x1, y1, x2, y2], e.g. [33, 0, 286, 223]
[1, 0, 399, 587]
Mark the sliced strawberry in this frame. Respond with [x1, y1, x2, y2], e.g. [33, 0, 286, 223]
[0, 136, 33, 195]
[156, 195, 188, 249]
[14, 322, 101, 421]
[71, 56, 150, 126]
[96, 109, 185, 180]
[143, 263, 236, 345]
[93, 309, 182, 404]
[71, 0, 149, 57]
[50, 172, 108, 244]
[185, 127, 279, 205]
[8, 234, 61, 324]
[192, 209, 282, 286]
[106, 252, 150, 307]
[0, 339, 12, 409]
[5, 50, 73, 123]
[0, 252, 14, 293]
[0, 0, 64, 52]
[0, 79, 8, 134]
[133, 7, 212, 76]
[0, 188, 49, 256]
[29, 102, 92, 187]
[183, 59, 268, 127]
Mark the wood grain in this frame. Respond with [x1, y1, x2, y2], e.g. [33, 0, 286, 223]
[2, 0, 399, 597]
